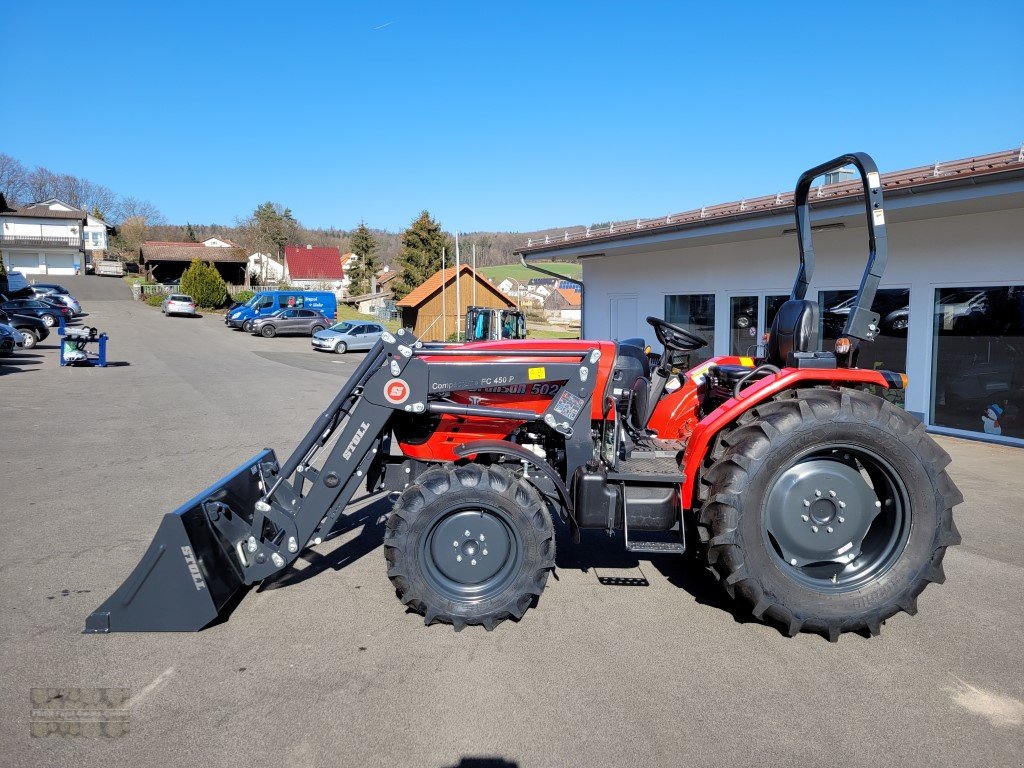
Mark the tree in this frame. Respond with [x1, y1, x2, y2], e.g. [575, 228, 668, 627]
[391, 211, 452, 300]
[347, 221, 380, 296]
[0, 154, 28, 207]
[180, 259, 228, 308]
[186, 223, 198, 242]
[237, 202, 299, 284]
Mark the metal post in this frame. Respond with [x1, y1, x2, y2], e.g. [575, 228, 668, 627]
[455, 232, 461, 342]
[472, 243, 477, 306]
[441, 247, 447, 341]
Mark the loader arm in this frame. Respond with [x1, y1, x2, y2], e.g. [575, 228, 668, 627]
[87, 330, 602, 632]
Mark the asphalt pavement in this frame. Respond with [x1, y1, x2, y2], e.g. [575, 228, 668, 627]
[1, 276, 1021, 768]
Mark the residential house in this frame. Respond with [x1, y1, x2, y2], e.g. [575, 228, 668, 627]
[140, 237, 248, 283]
[283, 245, 344, 290]
[248, 252, 285, 284]
[0, 197, 109, 275]
[396, 264, 515, 340]
[543, 286, 582, 322]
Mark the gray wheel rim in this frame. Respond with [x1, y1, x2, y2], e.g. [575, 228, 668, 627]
[762, 443, 911, 593]
[419, 504, 523, 603]
[21, 331, 35, 348]
[42, 315, 55, 327]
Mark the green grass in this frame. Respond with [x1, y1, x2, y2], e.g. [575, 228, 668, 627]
[479, 261, 581, 285]
[527, 328, 579, 339]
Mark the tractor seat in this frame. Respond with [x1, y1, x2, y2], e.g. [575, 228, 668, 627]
[765, 299, 819, 367]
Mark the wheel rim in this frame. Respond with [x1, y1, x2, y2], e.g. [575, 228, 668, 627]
[336, 343, 346, 353]
[42, 315, 55, 327]
[419, 504, 523, 603]
[762, 443, 911, 593]
[21, 331, 34, 347]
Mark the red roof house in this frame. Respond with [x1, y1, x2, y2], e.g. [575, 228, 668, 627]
[284, 245, 345, 287]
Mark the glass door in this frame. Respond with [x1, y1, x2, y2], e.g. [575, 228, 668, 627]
[727, 293, 790, 357]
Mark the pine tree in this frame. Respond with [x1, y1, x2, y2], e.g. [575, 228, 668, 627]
[180, 259, 228, 308]
[391, 211, 452, 300]
[348, 221, 379, 296]
[186, 222, 198, 242]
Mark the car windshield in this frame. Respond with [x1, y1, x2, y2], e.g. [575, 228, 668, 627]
[330, 322, 356, 333]
[170, 295, 192, 302]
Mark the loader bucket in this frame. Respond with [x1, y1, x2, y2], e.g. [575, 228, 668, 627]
[84, 449, 278, 633]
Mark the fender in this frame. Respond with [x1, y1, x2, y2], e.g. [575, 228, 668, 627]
[680, 367, 904, 506]
[454, 439, 580, 542]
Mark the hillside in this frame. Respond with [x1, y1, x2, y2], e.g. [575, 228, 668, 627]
[478, 262, 581, 284]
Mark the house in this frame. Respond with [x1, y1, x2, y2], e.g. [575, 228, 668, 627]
[0, 197, 108, 275]
[283, 245, 344, 290]
[497, 277, 517, 294]
[396, 264, 516, 340]
[140, 237, 248, 283]
[543, 286, 582, 322]
[248, 252, 285, 284]
[517, 146, 1024, 446]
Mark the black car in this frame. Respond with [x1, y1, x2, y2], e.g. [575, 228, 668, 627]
[0, 297, 73, 328]
[0, 310, 50, 348]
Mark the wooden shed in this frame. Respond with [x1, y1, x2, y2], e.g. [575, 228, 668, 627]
[396, 264, 515, 340]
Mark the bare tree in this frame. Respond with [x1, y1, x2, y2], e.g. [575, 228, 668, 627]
[0, 154, 28, 206]
[112, 196, 165, 225]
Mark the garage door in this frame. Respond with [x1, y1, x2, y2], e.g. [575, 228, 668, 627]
[44, 252, 76, 274]
[8, 252, 40, 270]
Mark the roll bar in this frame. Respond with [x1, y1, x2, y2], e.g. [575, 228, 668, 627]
[792, 152, 888, 343]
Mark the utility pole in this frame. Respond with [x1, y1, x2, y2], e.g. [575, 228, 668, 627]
[472, 243, 477, 306]
[441, 247, 446, 341]
[455, 232, 461, 342]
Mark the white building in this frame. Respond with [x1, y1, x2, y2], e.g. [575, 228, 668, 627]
[0, 198, 110, 275]
[518, 148, 1024, 446]
[248, 252, 285, 283]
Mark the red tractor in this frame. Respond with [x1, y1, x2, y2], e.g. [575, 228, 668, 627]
[87, 154, 961, 640]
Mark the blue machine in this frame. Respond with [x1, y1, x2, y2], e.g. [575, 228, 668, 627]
[58, 318, 108, 367]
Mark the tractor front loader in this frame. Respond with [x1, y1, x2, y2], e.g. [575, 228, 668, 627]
[87, 153, 962, 640]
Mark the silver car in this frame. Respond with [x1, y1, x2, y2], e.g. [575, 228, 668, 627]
[31, 286, 83, 315]
[161, 294, 197, 317]
[251, 308, 329, 338]
[311, 320, 386, 353]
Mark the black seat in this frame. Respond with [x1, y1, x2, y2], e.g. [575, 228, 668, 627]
[765, 299, 819, 367]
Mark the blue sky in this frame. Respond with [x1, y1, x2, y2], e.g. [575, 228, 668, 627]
[5, 1, 1021, 232]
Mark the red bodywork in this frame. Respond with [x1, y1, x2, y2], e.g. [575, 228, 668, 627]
[396, 339, 899, 511]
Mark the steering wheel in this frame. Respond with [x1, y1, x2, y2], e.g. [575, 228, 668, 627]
[646, 316, 709, 353]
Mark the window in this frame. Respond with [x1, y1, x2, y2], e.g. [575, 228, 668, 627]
[729, 296, 759, 356]
[664, 293, 715, 364]
[931, 285, 1024, 440]
[282, 294, 304, 309]
[819, 288, 909, 406]
[253, 295, 273, 310]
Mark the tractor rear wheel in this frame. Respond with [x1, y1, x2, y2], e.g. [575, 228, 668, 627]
[384, 463, 555, 631]
[700, 388, 962, 640]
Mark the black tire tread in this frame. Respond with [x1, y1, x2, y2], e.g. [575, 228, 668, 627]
[384, 463, 555, 631]
[700, 387, 961, 640]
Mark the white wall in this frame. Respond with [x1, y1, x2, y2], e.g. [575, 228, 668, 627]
[583, 206, 1024, 422]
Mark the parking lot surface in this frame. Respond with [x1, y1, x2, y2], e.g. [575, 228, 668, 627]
[1, 277, 1022, 768]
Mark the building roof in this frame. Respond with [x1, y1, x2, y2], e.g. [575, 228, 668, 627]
[377, 270, 399, 286]
[555, 287, 581, 307]
[0, 199, 88, 221]
[140, 241, 248, 262]
[396, 264, 515, 308]
[517, 147, 1024, 256]
[284, 245, 344, 280]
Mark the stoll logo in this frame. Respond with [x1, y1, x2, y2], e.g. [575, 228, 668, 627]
[180, 546, 207, 591]
[384, 378, 410, 404]
[343, 421, 371, 460]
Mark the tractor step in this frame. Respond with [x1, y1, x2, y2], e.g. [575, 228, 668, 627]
[625, 539, 685, 554]
[609, 450, 684, 483]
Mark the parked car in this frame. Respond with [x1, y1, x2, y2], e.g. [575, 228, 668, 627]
[226, 290, 337, 331]
[30, 286, 82, 315]
[0, 310, 49, 349]
[161, 294, 197, 317]
[311, 321, 386, 353]
[250, 309, 329, 338]
[0, 322, 21, 357]
[0, 296, 73, 327]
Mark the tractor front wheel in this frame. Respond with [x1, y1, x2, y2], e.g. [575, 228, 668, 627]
[700, 388, 962, 640]
[384, 463, 555, 631]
